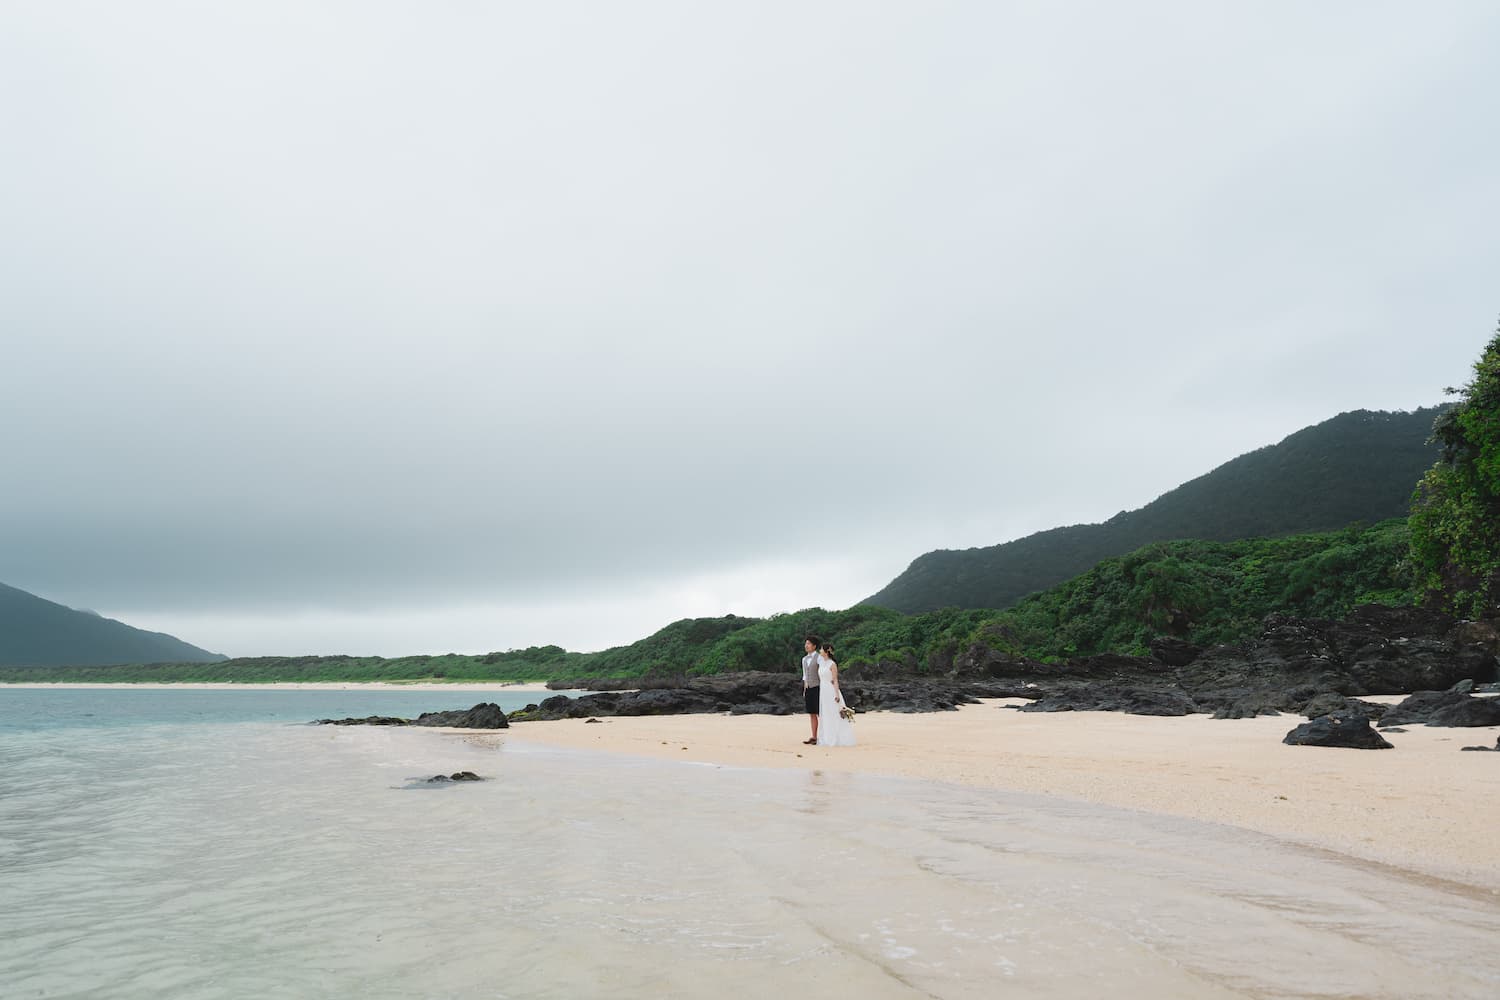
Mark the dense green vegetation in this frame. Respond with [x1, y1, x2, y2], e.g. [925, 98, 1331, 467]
[865, 407, 1444, 613]
[1410, 326, 1500, 618]
[1, 520, 1417, 684]
[969, 519, 1414, 660]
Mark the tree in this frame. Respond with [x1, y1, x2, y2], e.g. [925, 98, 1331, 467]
[1409, 323, 1500, 619]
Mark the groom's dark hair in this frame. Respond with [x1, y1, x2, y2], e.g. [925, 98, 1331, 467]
[804, 634, 822, 647]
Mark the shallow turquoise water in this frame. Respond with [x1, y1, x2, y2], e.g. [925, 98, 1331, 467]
[0, 686, 548, 733]
[1, 690, 1498, 999]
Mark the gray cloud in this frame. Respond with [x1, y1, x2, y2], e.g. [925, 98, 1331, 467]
[2, 2, 1497, 652]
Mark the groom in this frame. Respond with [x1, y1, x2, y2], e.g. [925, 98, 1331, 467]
[801, 634, 821, 745]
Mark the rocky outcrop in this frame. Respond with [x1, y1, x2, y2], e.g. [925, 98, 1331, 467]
[313, 715, 410, 726]
[1148, 637, 1203, 667]
[965, 605, 1498, 721]
[1016, 684, 1197, 716]
[508, 671, 993, 722]
[1299, 693, 1389, 721]
[313, 703, 510, 729]
[1283, 713, 1393, 749]
[426, 771, 483, 782]
[412, 703, 510, 728]
[1378, 691, 1500, 728]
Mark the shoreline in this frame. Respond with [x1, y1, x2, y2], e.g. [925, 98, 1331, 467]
[463, 699, 1500, 892]
[0, 681, 554, 692]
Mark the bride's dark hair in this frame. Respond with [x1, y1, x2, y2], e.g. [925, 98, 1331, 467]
[820, 643, 835, 658]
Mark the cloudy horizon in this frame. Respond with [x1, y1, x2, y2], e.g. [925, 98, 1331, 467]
[3, 2, 1497, 656]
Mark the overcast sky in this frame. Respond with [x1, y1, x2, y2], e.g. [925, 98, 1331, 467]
[2, 2, 1497, 657]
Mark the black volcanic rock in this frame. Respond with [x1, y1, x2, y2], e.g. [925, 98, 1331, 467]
[412, 703, 509, 729]
[511, 671, 986, 721]
[950, 644, 1046, 680]
[1428, 697, 1500, 727]
[1299, 693, 1388, 721]
[1211, 696, 1289, 720]
[1171, 606, 1497, 717]
[1284, 713, 1393, 749]
[314, 715, 410, 726]
[1448, 620, 1500, 655]
[313, 703, 512, 728]
[1330, 605, 1495, 693]
[845, 681, 979, 713]
[1377, 689, 1500, 727]
[427, 771, 483, 782]
[1017, 684, 1197, 716]
[1149, 637, 1203, 667]
[1379, 691, 1469, 727]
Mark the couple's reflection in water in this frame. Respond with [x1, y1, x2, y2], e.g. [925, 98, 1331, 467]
[798, 768, 852, 816]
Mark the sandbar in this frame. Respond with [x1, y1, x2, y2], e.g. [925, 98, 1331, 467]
[485, 699, 1500, 891]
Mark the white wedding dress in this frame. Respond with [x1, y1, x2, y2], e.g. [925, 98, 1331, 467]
[816, 656, 857, 747]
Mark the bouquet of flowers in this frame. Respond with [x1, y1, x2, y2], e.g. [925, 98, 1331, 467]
[839, 705, 856, 723]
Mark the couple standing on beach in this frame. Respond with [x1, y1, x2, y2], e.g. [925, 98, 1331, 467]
[801, 635, 856, 747]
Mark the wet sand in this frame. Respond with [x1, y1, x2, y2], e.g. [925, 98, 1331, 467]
[499, 699, 1500, 891]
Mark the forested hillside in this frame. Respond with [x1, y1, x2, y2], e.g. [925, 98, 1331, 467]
[865, 407, 1444, 613]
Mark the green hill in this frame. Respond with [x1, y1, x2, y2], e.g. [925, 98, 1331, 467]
[965, 519, 1415, 662]
[864, 407, 1445, 613]
[0, 582, 227, 667]
[2, 519, 1417, 683]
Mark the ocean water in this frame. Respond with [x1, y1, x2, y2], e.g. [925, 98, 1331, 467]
[0, 686, 551, 734]
[2, 690, 1498, 999]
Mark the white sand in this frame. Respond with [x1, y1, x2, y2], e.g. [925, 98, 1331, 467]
[492, 700, 1500, 891]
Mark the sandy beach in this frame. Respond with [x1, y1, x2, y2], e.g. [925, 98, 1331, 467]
[491, 699, 1500, 892]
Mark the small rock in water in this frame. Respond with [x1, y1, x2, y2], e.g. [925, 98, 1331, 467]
[313, 716, 409, 726]
[426, 771, 484, 783]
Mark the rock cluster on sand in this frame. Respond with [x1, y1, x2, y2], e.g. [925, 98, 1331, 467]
[952, 605, 1497, 720]
[1283, 712, 1393, 749]
[1377, 689, 1500, 728]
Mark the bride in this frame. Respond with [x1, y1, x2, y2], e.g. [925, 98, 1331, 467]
[815, 643, 857, 747]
